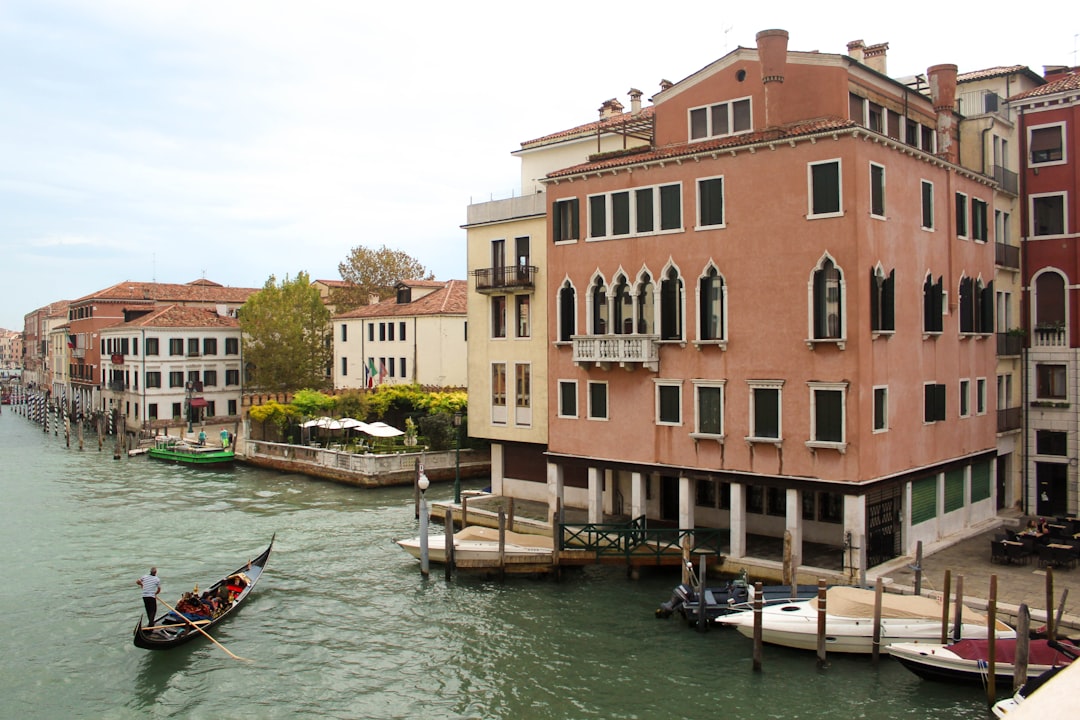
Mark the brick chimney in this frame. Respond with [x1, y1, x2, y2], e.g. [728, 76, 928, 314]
[599, 98, 625, 119]
[757, 28, 789, 130]
[629, 88, 642, 115]
[847, 39, 865, 63]
[659, 79, 673, 92]
[864, 42, 888, 74]
[927, 64, 959, 164]
[368, 293, 380, 306]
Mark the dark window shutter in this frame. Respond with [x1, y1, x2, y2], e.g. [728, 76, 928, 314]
[883, 270, 895, 331]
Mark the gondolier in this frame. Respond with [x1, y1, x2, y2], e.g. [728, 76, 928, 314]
[137, 567, 161, 624]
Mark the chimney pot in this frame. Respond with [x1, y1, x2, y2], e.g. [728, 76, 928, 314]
[368, 293, 380, 306]
[757, 29, 789, 129]
[659, 79, 673, 92]
[927, 64, 959, 164]
[629, 88, 642, 115]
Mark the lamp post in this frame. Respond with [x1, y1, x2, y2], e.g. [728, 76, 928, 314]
[453, 412, 463, 504]
[418, 468, 430, 577]
[185, 380, 194, 434]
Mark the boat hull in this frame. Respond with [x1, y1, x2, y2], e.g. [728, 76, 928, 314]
[397, 526, 553, 564]
[147, 447, 235, 465]
[133, 536, 273, 650]
[890, 639, 1075, 684]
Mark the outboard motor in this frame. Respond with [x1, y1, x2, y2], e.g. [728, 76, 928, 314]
[656, 583, 696, 618]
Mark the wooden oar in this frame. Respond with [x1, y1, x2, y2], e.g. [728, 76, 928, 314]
[143, 620, 211, 630]
[152, 596, 250, 662]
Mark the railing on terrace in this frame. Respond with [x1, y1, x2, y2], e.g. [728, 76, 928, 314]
[572, 334, 660, 370]
[997, 331, 1023, 356]
[559, 516, 725, 562]
[992, 165, 1019, 196]
[1033, 326, 1068, 348]
[472, 265, 537, 293]
[998, 406, 1022, 433]
[995, 242, 1020, 269]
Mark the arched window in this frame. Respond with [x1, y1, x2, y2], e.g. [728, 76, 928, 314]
[699, 266, 725, 341]
[660, 266, 683, 340]
[812, 257, 843, 340]
[636, 271, 654, 334]
[612, 275, 632, 334]
[558, 280, 576, 342]
[923, 273, 944, 333]
[590, 276, 609, 335]
[1035, 271, 1066, 328]
[869, 265, 895, 332]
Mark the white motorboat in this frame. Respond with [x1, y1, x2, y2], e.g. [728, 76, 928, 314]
[396, 525, 553, 564]
[890, 638, 1076, 684]
[714, 586, 1016, 654]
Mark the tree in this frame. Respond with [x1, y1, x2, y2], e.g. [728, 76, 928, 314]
[240, 272, 332, 391]
[333, 244, 433, 312]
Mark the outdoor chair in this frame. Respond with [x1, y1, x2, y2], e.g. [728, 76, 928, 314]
[1035, 543, 1054, 568]
[990, 540, 1008, 564]
[1051, 544, 1078, 569]
[1005, 542, 1031, 565]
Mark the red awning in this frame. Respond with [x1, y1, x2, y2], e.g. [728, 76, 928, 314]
[189, 398, 209, 408]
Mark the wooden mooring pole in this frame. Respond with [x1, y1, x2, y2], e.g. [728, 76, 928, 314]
[913, 541, 924, 596]
[444, 508, 456, 582]
[952, 575, 965, 642]
[752, 581, 763, 672]
[986, 575, 998, 703]
[1045, 567, 1056, 641]
[940, 570, 952, 644]
[816, 579, 828, 667]
[871, 578, 883, 666]
[1014, 605, 1031, 693]
[498, 509, 507, 582]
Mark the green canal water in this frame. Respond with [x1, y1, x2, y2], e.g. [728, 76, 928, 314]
[0, 410, 997, 719]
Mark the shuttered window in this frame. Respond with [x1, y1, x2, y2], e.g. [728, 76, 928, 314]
[944, 469, 965, 513]
[970, 461, 992, 503]
[911, 476, 937, 525]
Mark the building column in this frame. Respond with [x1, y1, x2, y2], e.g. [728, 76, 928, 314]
[729, 482, 746, 558]
[588, 466, 603, 524]
[546, 461, 564, 527]
[679, 475, 694, 529]
[843, 493, 868, 585]
[785, 488, 803, 577]
[604, 468, 615, 515]
[630, 471, 646, 519]
[490, 443, 505, 496]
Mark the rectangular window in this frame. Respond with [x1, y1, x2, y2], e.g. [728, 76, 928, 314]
[515, 364, 530, 409]
[635, 188, 654, 233]
[515, 295, 530, 338]
[955, 192, 968, 237]
[1032, 194, 1066, 236]
[611, 191, 631, 236]
[656, 382, 681, 425]
[924, 383, 947, 423]
[340, 324, 348, 342]
[491, 296, 507, 338]
[169, 338, 183, 356]
[749, 383, 782, 440]
[553, 198, 580, 242]
[387, 323, 395, 342]
[873, 386, 888, 432]
[1030, 124, 1064, 164]
[145, 371, 161, 388]
[970, 461, 991, 503]
[959, 379, 970, 417]
[187, 338, 199, 356]
[976, 378, 987, 415]
[172, 402, 182, 419]
[341, 357, 348, 376]
[971, 199, 989, 241]
[1037, 430, 1068, 456]
[148, 403, 158, 420]
[697, 177, 724, 228]
[226, 369, 240, 386]
[368, 323, 374, 342]
[399, 322, 406, 341]
[379, 323, 386, 341]
[809, 160, 841, 216]
[810, 385, 845, 444]
[558, 380, 578, 418]
[589, 194, 607, 238]
[694, 382, 724, 436]
[203, 370, 217, 387]
[491, 363, 506, 409]
[203, 338, 218, 356]
[400, 358, 406, 378]
[921, 180, 934, 230]
[1036, 364, 1067, 399]
[659, 184, 682, 231]
[588, 381, 608, 420]
[689, 97, 752, 140]
[228, 400, 237, 416]
[870, 163, 885, 218]
[145, 338, 160, 355]
[944, 469, 965, 513]
[225, 337, 239, 355]
[911, 476, 938, 525]
[169, 371, 184, 388]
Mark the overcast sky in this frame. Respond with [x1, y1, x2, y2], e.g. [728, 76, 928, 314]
[1, 1, 1075, 330]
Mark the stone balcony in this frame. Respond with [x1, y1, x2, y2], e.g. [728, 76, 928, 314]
[572, 334, 659, 371]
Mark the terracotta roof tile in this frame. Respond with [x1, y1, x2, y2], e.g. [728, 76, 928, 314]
[546, 117, 858, 179]
[112, 304, 240, 329]
[72, 279, 258, 306]
[521, 107, 656, 148]
[1010, 72, 1080, 101]
[957, 65, 1036, 83]
[335, 280, 466, 319]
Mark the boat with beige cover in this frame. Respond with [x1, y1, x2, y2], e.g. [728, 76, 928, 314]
[396, 525, 553, 564]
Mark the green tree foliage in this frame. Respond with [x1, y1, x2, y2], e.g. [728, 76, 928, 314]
[249, 400, 301, 439]
[418, 412, 454, 451]
[291, 389, 335, 417]
[240, 272, 332, 391]
[333, 244, 433, 312]
[334, 390, 371, 421]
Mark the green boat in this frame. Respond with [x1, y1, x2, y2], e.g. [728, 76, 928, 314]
[147, 437, 235, 466]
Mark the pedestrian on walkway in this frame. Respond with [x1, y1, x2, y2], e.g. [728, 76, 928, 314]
[137, 567, 161, 624]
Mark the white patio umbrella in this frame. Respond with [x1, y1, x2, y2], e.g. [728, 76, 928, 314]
[361, 421, 404, 438]
[301, 416, 334, 428]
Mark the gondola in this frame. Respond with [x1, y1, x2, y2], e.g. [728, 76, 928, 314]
[133, 535, 274, 650]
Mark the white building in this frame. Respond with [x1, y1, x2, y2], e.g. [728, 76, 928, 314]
[333, 280, 467, 389]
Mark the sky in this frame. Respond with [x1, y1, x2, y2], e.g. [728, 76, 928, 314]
[1, 1, 1076, 331]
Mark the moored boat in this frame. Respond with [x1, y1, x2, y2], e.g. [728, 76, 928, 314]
[396, 525, 553, 564]
[655, 574, 820, 626]
[147, 436, 235, 466]
[714, 586, 1016, 654]
[890, 638, 1077, 684]
[133, 535, 273, 650]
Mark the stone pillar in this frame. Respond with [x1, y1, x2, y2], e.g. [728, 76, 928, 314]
[679, 475, 694, 530]
[786, 487, 803, 573]
[630, 471, 646, 519]
[489, 443, 505, 495]
[588, 467, 603, 524]
[729, 482, 746, 558]
[546, 461, 564, 527]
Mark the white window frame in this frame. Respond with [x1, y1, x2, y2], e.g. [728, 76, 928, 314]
[1028, 122, 1067, 167]
[553, 197, 580, 244]
[746, 379, 784, 444]
[920, 179, 935, 231]
[695, 175, 726, 230]
[971, 197, 989, 242]
[654, 379, 683, 427]
[869, 162, 886, 219]
[557, 379, 578, 419]
[688, 96, 753, 141]
[807, 158, 843, 219]
[807, 381, 848, 452]
[691, 379, 725, 440]
[976, 377, 987, 416]
[959, 378, 971, 418]
[1030, 191, 1069, 238]
[955, 191, 969, 239]
[694, 264, 728, 349]
[587, 380, 609, 421]
[873, 385, 888, 433]
[514, 362, 532, 427]
[806, 253, 846, 349]
[585, 182, 683, 241]
[514, 294, 531, 339]
[490, 362, 507, 426]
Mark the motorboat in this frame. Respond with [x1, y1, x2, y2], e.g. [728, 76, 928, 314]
[890, 638, 1077, 684]
[992, 648, 1080, 718]
[655, 571, 819, 626]
[396, 525, 553, 564]
[714, 585, 1016, 654]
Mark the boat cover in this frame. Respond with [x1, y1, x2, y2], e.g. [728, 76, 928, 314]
[811, 586, 989, 623]
[946, 639, 1076, 666]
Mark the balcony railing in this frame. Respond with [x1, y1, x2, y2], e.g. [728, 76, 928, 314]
[572, 334, 659, 371]
[996, 332, 1023, 356]
[1033, 325, 1068, 348]
[992, 165, 1018, 196]
[997, 406, 1022, 433]
[472, 265, 537, 293]
[995, 242, 1020, 269]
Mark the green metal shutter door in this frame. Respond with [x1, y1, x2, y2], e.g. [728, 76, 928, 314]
[944, 469, 965, 513]
[970, 460, 992, 502]
[911, 475, 937, 525]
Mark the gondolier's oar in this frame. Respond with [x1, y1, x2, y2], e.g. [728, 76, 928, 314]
[153, 596, 250, 662]
[143, 620, 212, 631]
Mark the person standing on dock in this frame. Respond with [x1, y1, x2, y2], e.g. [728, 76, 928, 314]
[137, 567, 161, 624]
[220, 427, 229, 449]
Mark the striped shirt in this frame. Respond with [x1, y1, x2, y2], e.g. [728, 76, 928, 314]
[139, 574, 160, 598]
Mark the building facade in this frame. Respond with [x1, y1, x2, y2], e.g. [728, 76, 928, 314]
[540, 30, 999, 574]
[333, 280, 467, 389]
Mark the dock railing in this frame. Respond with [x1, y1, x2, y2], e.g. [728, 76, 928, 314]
[560, 516, 725, 563]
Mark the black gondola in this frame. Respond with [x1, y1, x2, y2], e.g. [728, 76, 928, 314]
[133, 535, 274, 650]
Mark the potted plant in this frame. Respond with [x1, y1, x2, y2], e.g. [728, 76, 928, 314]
[403, 417, 418, 447]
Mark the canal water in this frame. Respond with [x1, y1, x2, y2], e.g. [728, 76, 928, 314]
[0, 410, 996, 719]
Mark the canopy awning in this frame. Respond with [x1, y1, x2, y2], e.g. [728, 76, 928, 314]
[189, 398, 209, 408]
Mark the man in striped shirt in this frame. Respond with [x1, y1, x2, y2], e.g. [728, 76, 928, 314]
[137, 567, 161, 624]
